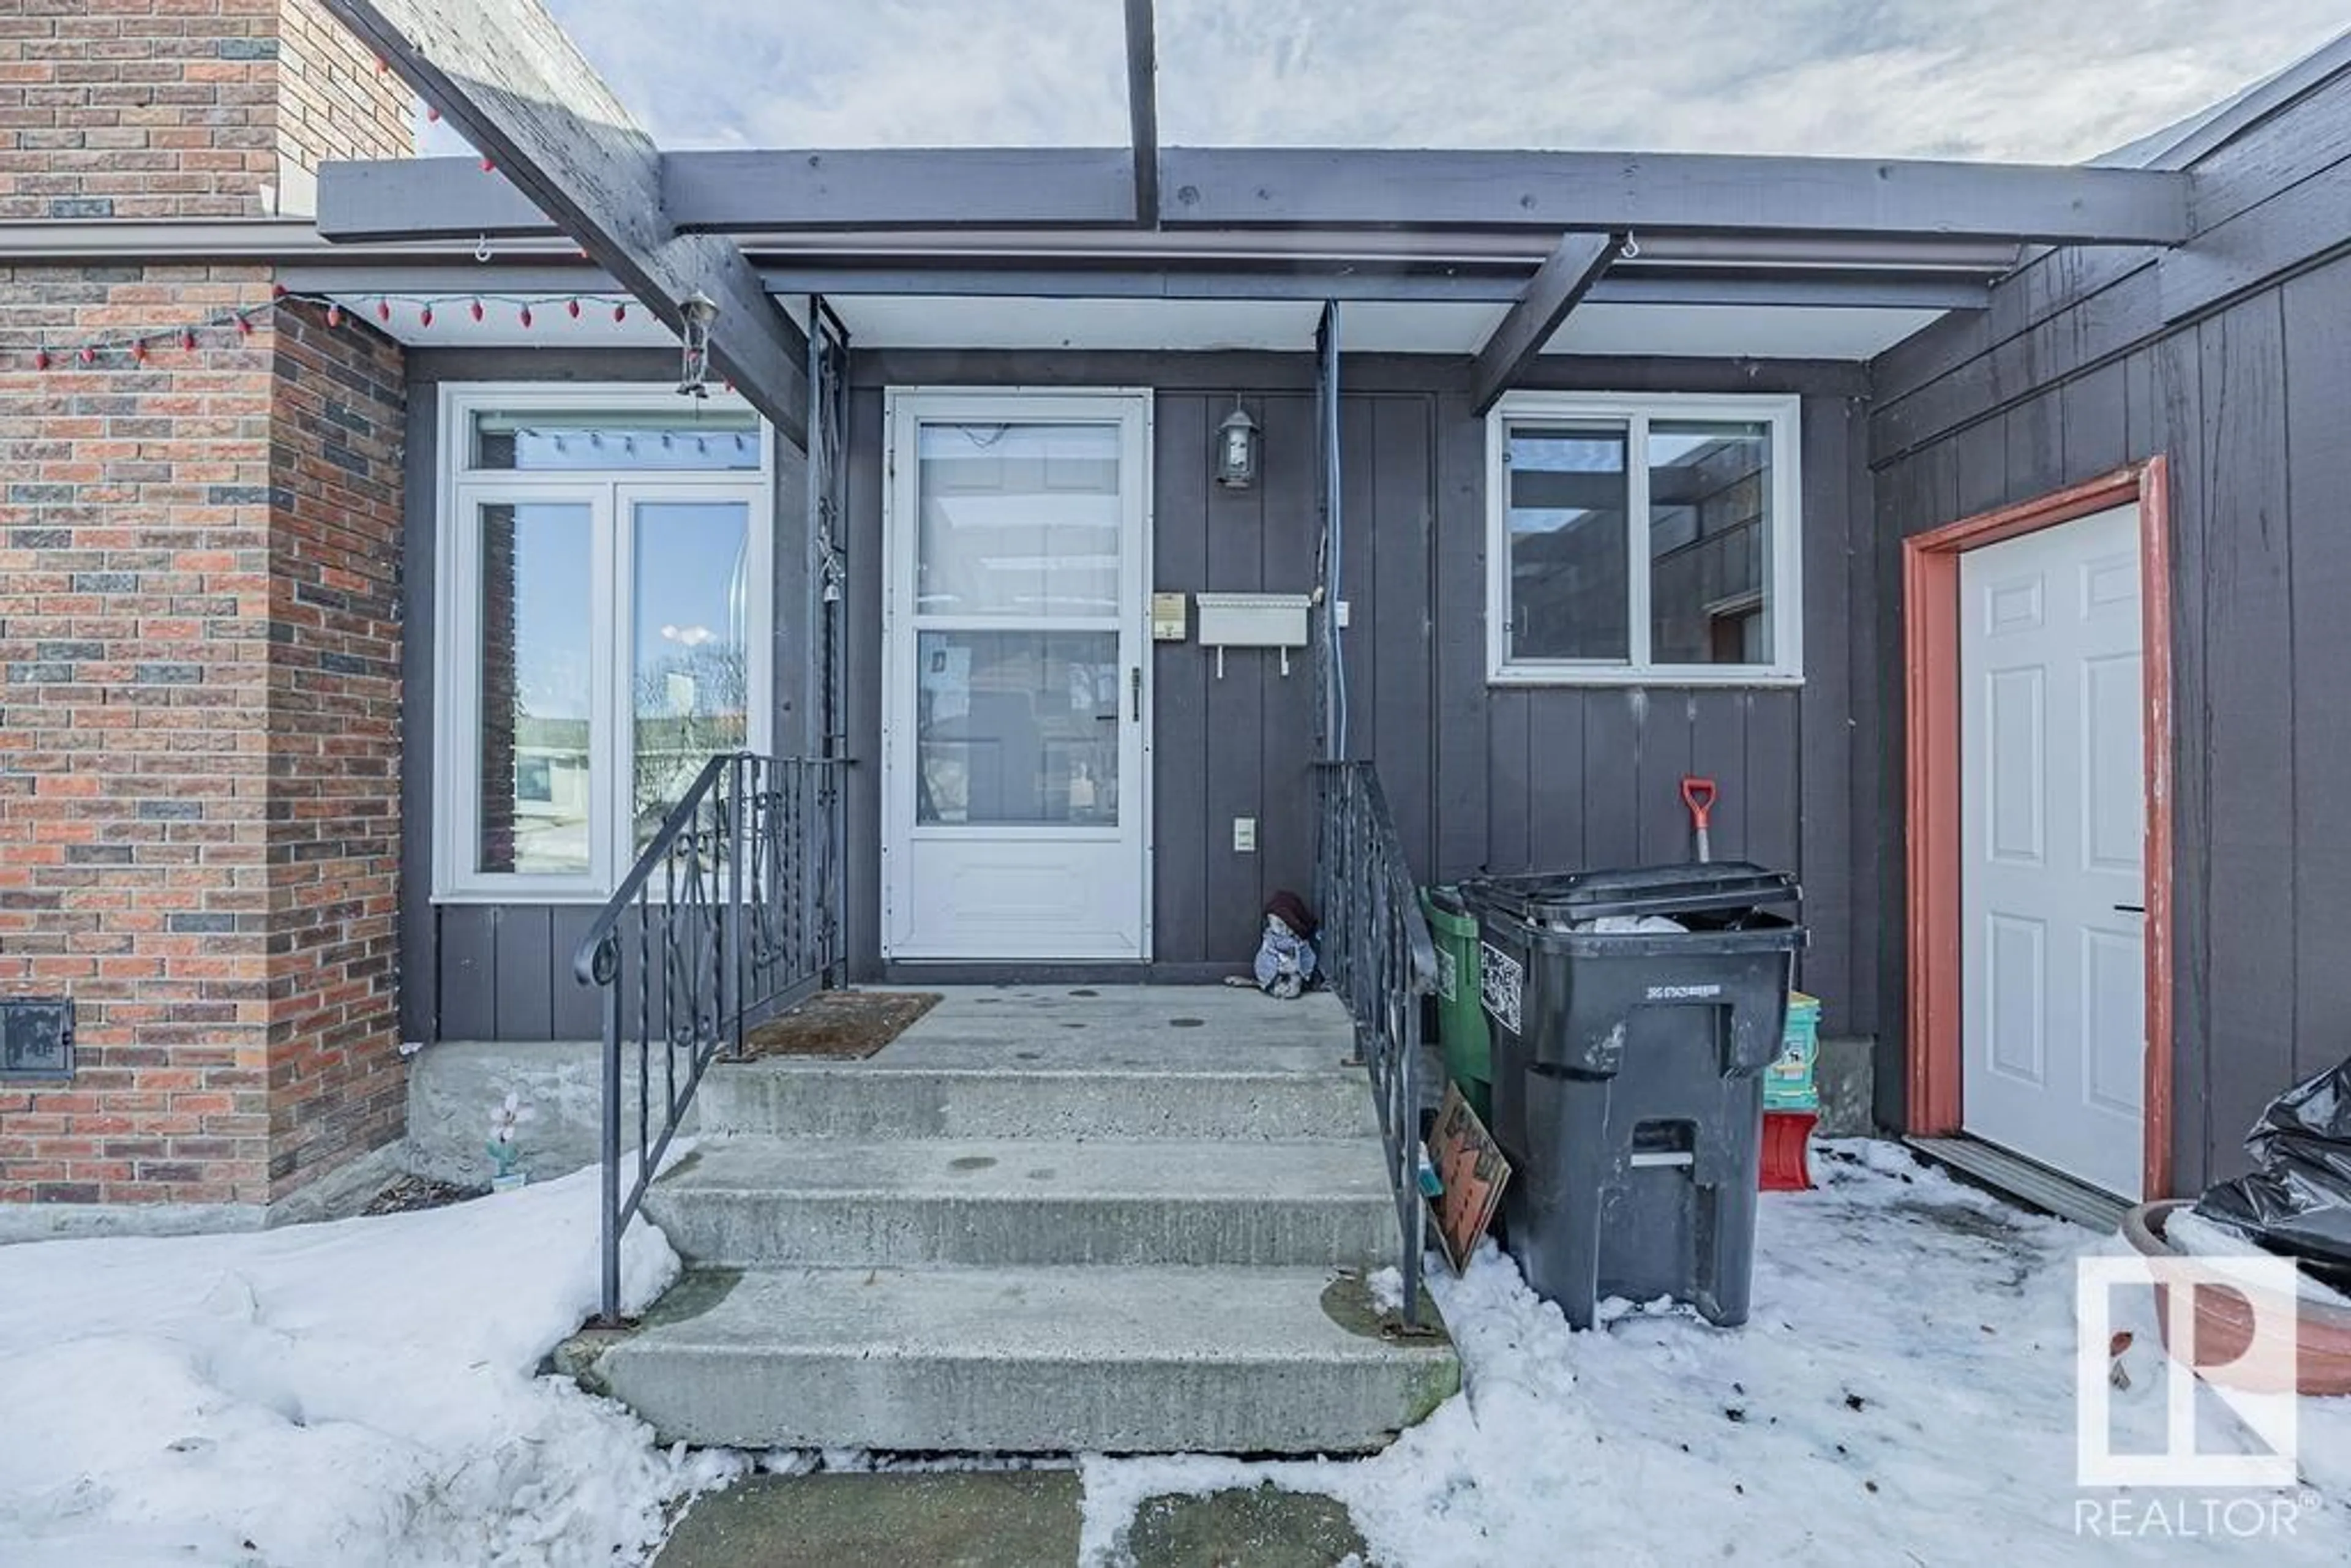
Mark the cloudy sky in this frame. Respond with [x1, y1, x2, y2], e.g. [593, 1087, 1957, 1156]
[501, 0, 2349, 163]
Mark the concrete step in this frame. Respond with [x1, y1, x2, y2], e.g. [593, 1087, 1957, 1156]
[699, 986, 1371, 1142]
[696, 1049, 1376, 1142]
[644, 1135, 1402, 1269]
[570, 1264, 1460, 1454]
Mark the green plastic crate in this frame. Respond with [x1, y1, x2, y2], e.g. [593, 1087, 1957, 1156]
[1764, 990, 1822, 1112]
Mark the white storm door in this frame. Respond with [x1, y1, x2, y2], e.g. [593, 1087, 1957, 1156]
[1960, 503, 2147, 1199]
[882, 392, 1151, 961]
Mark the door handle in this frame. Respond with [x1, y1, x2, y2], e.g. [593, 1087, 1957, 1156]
[2113, 904, 2146, 915]
[1128, 666, 1142, 721]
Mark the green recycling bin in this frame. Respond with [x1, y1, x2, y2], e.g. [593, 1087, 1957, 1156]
[1422, 887, 1492, 1123]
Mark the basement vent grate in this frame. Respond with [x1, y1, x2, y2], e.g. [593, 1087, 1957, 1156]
[1, 996, 73, 1080]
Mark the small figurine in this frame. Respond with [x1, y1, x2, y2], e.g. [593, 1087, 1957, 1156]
[1227, 890, 1318, 999]
[487, 1090, 531, 1191]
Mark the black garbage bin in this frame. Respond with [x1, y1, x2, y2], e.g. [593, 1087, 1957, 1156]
[1459, 864, 1804, 1330]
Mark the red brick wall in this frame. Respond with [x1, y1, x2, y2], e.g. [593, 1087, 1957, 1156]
[0, 1, 408, 222]
[264, 299, 404, 1199]
[274, 0, 413, 181]
[0, 2, 413, 1211]
[0, 266, 281, 1205]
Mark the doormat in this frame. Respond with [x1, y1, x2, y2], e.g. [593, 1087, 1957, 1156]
[742, 990, 942, 1060]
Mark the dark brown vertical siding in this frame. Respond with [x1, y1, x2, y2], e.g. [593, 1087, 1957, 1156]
[842, 387, 887, 977]
[1797, 397, 1860, 1019]
[1370, 396, 1437, 873]
[418, 349, 1867, 1036]
[1865, 67, 2351, 1185]
[1199, 394, 1272, 962]
[2199, 298, 2297, 1177]
[2282, 262, 2351, 1092]
[1430, 390, 1491, 877]
[829, 355, 1865, 1027]
[399, 383, 441, 1044]
[1261, 394, 1327, 929]
[1150, 394, 1211, 964]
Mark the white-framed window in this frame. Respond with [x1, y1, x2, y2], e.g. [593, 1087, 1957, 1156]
[433, 384, 773, 901]
[1486, 392, 1803, 686]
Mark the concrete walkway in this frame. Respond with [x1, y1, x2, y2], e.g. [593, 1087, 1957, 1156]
[656, 1472, 1372, 1568]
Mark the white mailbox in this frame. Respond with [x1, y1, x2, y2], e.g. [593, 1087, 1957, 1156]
[1193, 591, 1313, 677]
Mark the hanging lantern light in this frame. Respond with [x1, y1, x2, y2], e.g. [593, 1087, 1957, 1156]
[419, 303, 434, 328]
[676, 291, 719, 398]
[566, 298, 582, 320]
[518, 304, 534, 329]
[1215, 399, 1261, 490]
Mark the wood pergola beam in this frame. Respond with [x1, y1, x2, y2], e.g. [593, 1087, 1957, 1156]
[1164, 149, 2191, 246]
[1469, 231, 1618, 414]
[318, 0, 809, 446]
[1124, 0, 1160, 226]
[317, 147, 2191, 251]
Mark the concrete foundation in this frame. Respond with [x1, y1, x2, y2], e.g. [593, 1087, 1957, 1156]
[402, 1037, 689, 1187]
[1815, 1035, 1877, 1137]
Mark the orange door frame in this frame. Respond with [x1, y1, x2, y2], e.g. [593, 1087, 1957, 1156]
[1901, 457, 2174, 1200]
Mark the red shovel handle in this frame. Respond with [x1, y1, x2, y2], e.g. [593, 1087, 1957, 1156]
[1680, 776, 1717, 830]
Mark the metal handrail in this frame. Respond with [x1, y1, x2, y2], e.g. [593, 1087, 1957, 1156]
[1313, 759, 1439, 1326]
[573, 749, 847, 1324]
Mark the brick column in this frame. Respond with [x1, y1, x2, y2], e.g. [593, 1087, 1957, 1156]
[0, 2, 414, 1218]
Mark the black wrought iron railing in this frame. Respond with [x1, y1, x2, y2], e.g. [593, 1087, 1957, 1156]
[572, 751, 846, 1324]
[1313, 759, 1438, 1327]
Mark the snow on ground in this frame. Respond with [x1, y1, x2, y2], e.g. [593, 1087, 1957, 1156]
[7, 1141, 2349, 1566]
[1081, 1142, 2351, 1567]
[0, 1163, 740, 1568]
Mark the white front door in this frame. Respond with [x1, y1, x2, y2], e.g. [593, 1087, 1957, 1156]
[882, 391, 1152, 960]
[1960, 503, 2147, 1199]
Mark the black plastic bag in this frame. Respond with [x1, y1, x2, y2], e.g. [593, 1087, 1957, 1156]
[2191, 1056, 2351, 1291]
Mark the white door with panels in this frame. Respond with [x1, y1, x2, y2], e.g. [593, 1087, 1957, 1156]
[1960, 503, 2147, 1199]
[882, 391, 1152, 961]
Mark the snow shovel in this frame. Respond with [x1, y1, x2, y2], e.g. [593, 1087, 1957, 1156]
[1680, 776, 1717, 863]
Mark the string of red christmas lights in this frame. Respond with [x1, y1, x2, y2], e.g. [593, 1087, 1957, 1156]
[26, 60, 646, 373]
[26, 287, 641, 372]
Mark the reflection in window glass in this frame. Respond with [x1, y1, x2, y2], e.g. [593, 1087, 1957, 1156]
[632, 500, 752, 850]
[1505, 424, 1629, 662]
[478, 501, 593, 874]
[1649, 421, 1771, 665]
[915, 631, 1119, 826]
[473, 409, 759, 471]
[917, 423, 1120, 618]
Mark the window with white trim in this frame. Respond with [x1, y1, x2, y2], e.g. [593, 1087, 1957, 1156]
[1487, 393, 1802, 685]
[435, 387, 773, 900]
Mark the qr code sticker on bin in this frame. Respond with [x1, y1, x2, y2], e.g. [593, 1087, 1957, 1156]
[1436, 945, 1457, 1003]
[1480, 942, 1523, 1034]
